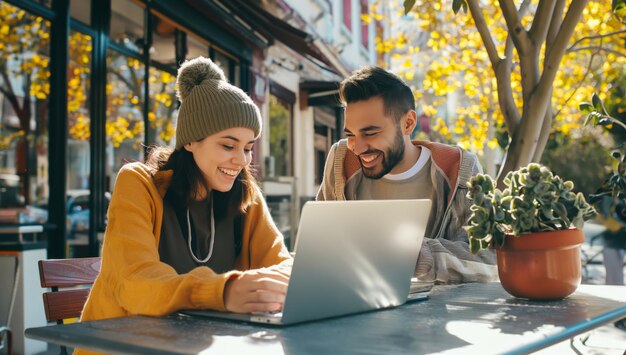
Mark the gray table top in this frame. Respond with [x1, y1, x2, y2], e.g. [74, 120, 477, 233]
[26, 283, 626, 355]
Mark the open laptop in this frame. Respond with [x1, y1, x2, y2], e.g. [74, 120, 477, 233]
[182, 199, 432, 325]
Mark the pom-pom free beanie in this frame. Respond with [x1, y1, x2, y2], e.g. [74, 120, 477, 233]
[175, 56, 262, 149]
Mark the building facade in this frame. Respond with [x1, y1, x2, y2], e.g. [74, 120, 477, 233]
[0, 0, 381, 257]
[256, 0, 382, 246]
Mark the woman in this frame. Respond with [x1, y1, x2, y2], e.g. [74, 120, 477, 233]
[80, 57, 291, 325]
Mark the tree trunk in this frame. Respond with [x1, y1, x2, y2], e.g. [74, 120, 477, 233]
[533, 97, 553, 163]
[16, 77, 33, 205]
[16, 139, 30, 205]
[493, 1, 588, 184]
[497, 92, 552, 184]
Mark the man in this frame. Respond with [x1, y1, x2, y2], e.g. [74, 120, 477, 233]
[316, 66, 497, 283]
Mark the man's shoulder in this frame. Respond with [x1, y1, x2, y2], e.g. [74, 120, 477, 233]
[413, 140, 460, 157]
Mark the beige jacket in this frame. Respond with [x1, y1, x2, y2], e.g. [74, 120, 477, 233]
[317, 139, 497, 283]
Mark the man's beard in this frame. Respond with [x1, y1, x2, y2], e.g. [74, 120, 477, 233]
[361, 128, 405, 179]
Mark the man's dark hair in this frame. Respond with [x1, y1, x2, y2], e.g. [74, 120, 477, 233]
[339, 66, 415, 121]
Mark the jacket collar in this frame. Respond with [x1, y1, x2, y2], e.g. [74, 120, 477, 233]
[343, 140, 461, 189]
[152, 169, 174, 199]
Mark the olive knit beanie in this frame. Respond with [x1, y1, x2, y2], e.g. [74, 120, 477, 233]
[174, 56, 262, 149]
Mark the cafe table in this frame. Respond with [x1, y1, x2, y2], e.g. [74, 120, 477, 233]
[26, 282, 626, 354]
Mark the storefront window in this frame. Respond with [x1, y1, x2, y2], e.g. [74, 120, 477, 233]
[66, 30, 92, 244]
[0, 2, 50, 224]
[106, 50, 144, 189]
[151, 14, 177, 66]
[70, 0, 91, 25]
[267, 88, 295, 246]
[314, 107, 337, 185]
[232, 62, 240, 87]
[148, 67, 177, 147]
[67, 31, 92, 189]
[187, 34, 208, 60]
[110, 0, 144, 54]
[214, 51, 231, 82]
[269, 94, 292, 177]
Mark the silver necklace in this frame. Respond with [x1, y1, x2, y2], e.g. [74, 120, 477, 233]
[186, 197, 215, 263]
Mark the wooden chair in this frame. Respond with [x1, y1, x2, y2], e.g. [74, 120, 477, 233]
[38, 257, 101, 355]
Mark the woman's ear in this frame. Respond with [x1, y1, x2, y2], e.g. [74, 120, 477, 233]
[183, 142, 193, 153]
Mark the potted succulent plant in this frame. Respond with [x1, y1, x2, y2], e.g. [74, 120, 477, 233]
[466, 163, 596, 300]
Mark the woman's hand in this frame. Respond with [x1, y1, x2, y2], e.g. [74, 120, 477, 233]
[224, 268, 290, 313]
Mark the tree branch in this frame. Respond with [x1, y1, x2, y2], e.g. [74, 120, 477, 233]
[495, 0, 530, 137]
[495, 34, 520, 134]
[567, 30, 626, 51]
[554, 52, 597, 119]
[494, 61, 520, 135]
[518, 0, 533, 20]
[507, 0, 532, 58]
[466, 0, 501, 66]
[21, 73, 32, 132]
[567, 46, 626, 58]
[500, 0, 531, 55]
[529, 0, 557, 46]
[128, 67, 143, 102]
[0, 66, 22, 118]
[504, 0, 530, 58]
[546, 0, 565, 46]
[537, 0, 589, 104]
[110, 70, 135, 97]
[502, 0, 536, 101]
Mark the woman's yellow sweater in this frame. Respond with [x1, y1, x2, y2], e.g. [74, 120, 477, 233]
[80, 162, 291, 323]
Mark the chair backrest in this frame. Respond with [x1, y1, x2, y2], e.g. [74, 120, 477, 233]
[38, 257, 101, 324]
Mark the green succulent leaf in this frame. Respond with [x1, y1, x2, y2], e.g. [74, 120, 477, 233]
[469, 238, 480, 254]
[613, 0, 626, 24]
[403, 0, 416, 15]
[592, 92, 603, 111]
[612, 150, 622, 160]
[452, 0, 463, 14]
[579, 102, 593, 113]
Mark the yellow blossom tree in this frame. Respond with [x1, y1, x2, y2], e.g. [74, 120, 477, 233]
[375, 0, 625, 180]
[0, 2, 178, 203]
[0, 4, 50, 203]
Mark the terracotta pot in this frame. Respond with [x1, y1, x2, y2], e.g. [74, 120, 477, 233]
[496, 228, 584, 300]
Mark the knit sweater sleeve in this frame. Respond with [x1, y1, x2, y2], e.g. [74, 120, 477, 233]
[243, 190, 292, 269]
[415, 151, 498, 283]
[93, 164, 238, 318]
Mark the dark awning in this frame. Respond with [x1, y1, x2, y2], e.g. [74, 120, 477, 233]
[183, 0, 270, 50]
[300, 80, 342, 108]
[185, 0, 340, 73]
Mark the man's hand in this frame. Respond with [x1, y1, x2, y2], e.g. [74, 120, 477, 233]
[224, 268, 289, 313]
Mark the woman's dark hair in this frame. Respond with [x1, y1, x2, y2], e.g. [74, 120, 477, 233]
[339, 66, 415, 122]
[145, 145, 259, 219]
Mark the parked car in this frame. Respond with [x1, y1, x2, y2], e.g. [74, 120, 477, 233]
[20, 189, 111, 239]
[0, 173, 23, 208]
[65, 190, 111, 239]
